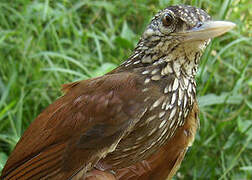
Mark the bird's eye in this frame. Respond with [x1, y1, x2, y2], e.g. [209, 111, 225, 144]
[162, 13, 173, 26]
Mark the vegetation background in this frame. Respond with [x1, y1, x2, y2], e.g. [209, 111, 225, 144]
[0, 0, 251, 179]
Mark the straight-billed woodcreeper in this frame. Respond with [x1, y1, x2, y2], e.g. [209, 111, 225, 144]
[1, 5, 235, 180]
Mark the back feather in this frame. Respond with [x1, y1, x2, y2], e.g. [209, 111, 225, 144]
[2, 143, 65, 180]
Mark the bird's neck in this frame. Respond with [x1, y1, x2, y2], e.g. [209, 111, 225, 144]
[110, 42, 203, 127]
[123, 41, 204, 80]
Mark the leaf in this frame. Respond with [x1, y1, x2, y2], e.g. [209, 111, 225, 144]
[41, 68, 87, 78]
[0, 72, 17, 111]
[0, 152, 8, 171]
[92, 63, 117, 77]
[114, 36, 134, 49]
[245, 99, 252, 110]
[237, 117, 252, 134]
[239, 166, 252, 171]
[198, 92, 243, 107]
[121, 21, 135, 41]
[87, 1, 116, 12]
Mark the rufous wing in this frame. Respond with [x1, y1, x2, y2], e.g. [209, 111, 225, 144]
[1, 72, 147, 180]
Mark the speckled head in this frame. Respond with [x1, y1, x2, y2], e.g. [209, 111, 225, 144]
[121, 5, 235, 79]
[145, 5, 211, 37]
[143, 5, 235, 42]
[133, 5, 235, 73]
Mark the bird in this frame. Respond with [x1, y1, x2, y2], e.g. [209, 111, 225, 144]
[1, 5, 235, 180]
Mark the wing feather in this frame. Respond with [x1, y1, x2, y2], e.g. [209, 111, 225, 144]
[3, 143, 65, 180]
[1, 72, 147, 180]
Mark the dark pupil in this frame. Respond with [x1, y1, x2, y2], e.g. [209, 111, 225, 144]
[163, 14, 173, 26]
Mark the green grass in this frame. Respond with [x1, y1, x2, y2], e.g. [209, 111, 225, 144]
[0, 0, 251, 179]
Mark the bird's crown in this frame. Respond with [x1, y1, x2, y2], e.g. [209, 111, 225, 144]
[145, 5, 211, 38]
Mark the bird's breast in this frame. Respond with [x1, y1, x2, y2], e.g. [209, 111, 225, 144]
[98, 77, 197, 170]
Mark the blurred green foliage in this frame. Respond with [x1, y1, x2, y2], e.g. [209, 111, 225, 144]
[0, 0, 251, 179]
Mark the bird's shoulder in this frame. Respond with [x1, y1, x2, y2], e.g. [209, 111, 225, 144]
[1, 72, 149, 178]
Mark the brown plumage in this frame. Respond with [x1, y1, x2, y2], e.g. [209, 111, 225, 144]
[1, 5, 235, 180]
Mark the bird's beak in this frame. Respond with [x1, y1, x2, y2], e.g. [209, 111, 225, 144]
[177, 21, 236, 41]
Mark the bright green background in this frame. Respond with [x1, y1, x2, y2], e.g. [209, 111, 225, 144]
[0, 0, 251, 179]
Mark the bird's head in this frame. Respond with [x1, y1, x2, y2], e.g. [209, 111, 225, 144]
[143, 5, 235, 41]
[125, 5, 235, 78]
